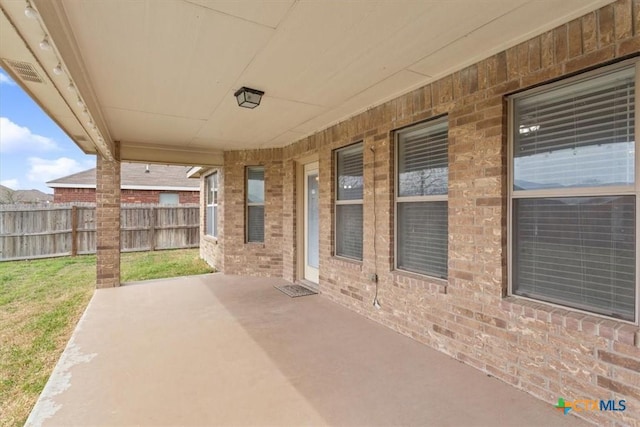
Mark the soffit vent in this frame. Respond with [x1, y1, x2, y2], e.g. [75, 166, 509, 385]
[74, 135, 87, 142]
[3, 59, 43, 83]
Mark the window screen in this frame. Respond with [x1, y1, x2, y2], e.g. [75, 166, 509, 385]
[396, 117, 449, 278]
[335, 143, 363, 260]
[511, 64, 636, 321]
[247, 167, 264, 243]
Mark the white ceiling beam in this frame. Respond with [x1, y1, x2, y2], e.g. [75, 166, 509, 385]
[33, 0, 115, 159]
[120, 142, 224, 167]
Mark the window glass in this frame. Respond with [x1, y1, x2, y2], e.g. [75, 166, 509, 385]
[247, 167, 265, 204]
[335, 143, 363, 260]
[511, 63, 637, 321]
[247, 167, 265, 243]
[514, 67, 635, 191]
[398, 120, 448, 197]
[513, 196, 635, 320]
[159, 193, 179, 205]
[396, 117, 449, 278]
[336, 204, 363, 260]
[337, 144, 364, 200]
[247, 205, 264, 242]
[206, 173, 218, 237]
[397, 201, 448, 278]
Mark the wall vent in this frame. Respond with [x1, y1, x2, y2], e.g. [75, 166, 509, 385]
[3, 59, 43, 83]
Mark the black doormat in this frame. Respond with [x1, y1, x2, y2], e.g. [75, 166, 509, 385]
[274, 284, 318, 298]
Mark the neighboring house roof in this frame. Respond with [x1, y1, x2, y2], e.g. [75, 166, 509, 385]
[47, 163, 199, 191]
[0, 185, 53, 204]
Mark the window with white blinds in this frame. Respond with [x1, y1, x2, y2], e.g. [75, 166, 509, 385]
[511, 62, 637, 321]
[206, 173, 218, 237]
[396, 117, 448, 278]
[335, 143, 363, 260]
[246, 167, 264, 243]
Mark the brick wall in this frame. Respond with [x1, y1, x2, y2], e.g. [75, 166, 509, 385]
[200, 1, 640, 425]
[96, 148, 120, 289]
[201, 150, 284, 276]
[199, 167, 224, 271]
[121, 189, 199, 204]
[54, 187, 199, 204]
[53, 188, 95, 203]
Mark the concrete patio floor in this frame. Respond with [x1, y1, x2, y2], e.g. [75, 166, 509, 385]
[26, 274, 589, 426]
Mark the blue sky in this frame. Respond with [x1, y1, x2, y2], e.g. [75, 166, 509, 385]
[0, 68, 95, 193]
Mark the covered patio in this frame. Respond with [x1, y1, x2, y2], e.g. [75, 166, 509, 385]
[4, 1, 640, 425]
[27, 274, 585, 426]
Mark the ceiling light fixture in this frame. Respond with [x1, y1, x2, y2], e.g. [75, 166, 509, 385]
[234, 87, 264, 109]
[24, 1, 38, 19]
[67, 81, 75, 92]
[39, 36, 52, 51]
[76, 97, 84, 107]
[53, 63, 63, 75]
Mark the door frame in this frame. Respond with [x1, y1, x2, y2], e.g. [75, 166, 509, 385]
[295, 154, 319, 288]
[303, 162, 319, 284]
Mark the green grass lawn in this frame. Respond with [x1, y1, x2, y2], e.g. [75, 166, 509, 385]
[0, 249, 213, 427]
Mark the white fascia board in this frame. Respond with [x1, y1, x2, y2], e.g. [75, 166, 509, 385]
[121, 185, 199, 191]
[48, 183, 198, 191]
[47, 183, 96, 189]
[187, 166, 203, 178]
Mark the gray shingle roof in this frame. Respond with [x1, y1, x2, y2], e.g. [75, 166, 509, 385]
[47, 163, 199, 189]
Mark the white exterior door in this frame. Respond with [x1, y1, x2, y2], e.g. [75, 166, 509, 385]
[304, 162, 319, 283]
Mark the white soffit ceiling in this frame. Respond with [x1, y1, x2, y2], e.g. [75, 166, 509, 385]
[0, 6, 93, 153]
[184, 0, 294, 28]
[1, 0, 616, 160]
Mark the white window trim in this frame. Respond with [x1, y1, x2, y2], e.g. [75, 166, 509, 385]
[206, 172, 218, 238]
[334, 142, 364, 261]
[507, 58, 640, 325]
[246, 166, 265, 243]
[394, 116, 449, 279]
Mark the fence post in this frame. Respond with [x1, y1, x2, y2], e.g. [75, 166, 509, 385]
[149, 206, 156, 251]
[71, 205, 78, 257]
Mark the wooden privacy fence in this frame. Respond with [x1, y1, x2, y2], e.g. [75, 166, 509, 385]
[0, 203, 200, 261]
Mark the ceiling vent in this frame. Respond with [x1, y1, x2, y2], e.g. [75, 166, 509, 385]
[3, 59, 43, 83]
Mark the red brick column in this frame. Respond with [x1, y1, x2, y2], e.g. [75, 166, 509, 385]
[96, 144, 121, 288]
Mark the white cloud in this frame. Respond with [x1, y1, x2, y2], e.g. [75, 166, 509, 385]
[0, 117, 59, 153]
[0, 72, 16, 85]
[0, 179, 20, 190]
[27, 157, 93, 184]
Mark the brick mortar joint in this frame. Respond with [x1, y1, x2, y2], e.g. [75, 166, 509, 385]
[391, 270, 448, 294]
[502, 296, 639, 347]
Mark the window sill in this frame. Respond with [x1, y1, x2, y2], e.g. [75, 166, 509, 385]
[501, 296, 639, 348]
[203, 235, 218, 244]
[392, 270, 447, 295]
